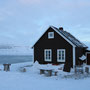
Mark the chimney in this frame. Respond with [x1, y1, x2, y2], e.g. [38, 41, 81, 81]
[59, 27, 63, 31]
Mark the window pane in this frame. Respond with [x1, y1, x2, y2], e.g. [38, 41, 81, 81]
[45, 50, 51, 61]
[59, 51, 61, 60]
[62, 50, 65, 60]
[48, 32, 54, 39]
[57, 49, 65, 62]
[62, 56, 64, 60]
[59, 56, 61, 60]
[50, 33, 52, 37]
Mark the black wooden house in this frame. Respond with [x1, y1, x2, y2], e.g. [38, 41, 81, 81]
[32, 26, 90, 72]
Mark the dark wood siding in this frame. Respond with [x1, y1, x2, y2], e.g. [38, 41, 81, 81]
[87, 53, 90, 65]
[75, 47, 85, 65]
[34, 27, 73, 67]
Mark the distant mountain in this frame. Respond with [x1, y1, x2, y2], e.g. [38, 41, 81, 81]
[0, 45, 33, 55]
[0, 45, 13, 49]
[0, 41, 89, 55]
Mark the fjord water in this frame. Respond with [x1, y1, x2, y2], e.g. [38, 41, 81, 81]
[0, 55, 33, 64]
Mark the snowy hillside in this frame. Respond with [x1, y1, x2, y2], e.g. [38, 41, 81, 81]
[0, 45, 33, 55]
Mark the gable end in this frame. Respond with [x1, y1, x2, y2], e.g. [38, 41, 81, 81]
[32, 26, 76, 48]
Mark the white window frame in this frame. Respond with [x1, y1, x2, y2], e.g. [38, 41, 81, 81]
[44, 49, 52, 62]
[57, 49, 65, 62]
[48, 32, 54, 39]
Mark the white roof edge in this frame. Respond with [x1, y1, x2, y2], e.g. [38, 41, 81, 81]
[32, 26, 76, 48]
[51, 26, 76, 47]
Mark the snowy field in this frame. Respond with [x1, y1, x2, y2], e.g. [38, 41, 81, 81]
[0, 62, 90, 90]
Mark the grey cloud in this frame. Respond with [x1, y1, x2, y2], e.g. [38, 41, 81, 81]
[0, 0, 90, 46]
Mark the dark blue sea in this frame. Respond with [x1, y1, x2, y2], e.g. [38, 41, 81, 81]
[0, 55, 33, 64]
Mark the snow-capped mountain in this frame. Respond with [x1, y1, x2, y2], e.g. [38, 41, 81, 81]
[0, 45, 33, 55]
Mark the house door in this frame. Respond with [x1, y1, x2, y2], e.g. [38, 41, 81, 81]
[87, 53, 90, 65]
[44, 49, 52, 62]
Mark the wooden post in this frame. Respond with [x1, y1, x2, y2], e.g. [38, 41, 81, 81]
[85, 67, 89, 74]
[75, 66, 77, 74]
[54, 71, 58, 76]
[40, 69, 45, 74]
[3, 64, 11, 71]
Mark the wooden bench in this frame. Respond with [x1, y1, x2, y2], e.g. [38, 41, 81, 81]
[40, 69, 58, 76]
[40, 69, 53, 76]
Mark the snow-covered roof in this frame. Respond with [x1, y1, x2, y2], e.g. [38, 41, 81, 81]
[52, 26, 87, 48]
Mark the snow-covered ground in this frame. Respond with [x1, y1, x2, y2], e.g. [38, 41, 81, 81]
[0, 62, 90, 90]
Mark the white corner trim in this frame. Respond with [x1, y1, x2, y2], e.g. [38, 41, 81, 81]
[73, 47, 76, 67]
[33, 47, 34, 63]
[51, 26, 76, 67]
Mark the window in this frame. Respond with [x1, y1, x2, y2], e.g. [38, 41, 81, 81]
[48, 32, 54, 39]
[44, 49, 52, 61]
[57, 49, 65, 62]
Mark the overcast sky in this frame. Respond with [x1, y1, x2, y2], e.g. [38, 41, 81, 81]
[0, 0, 90, 47]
